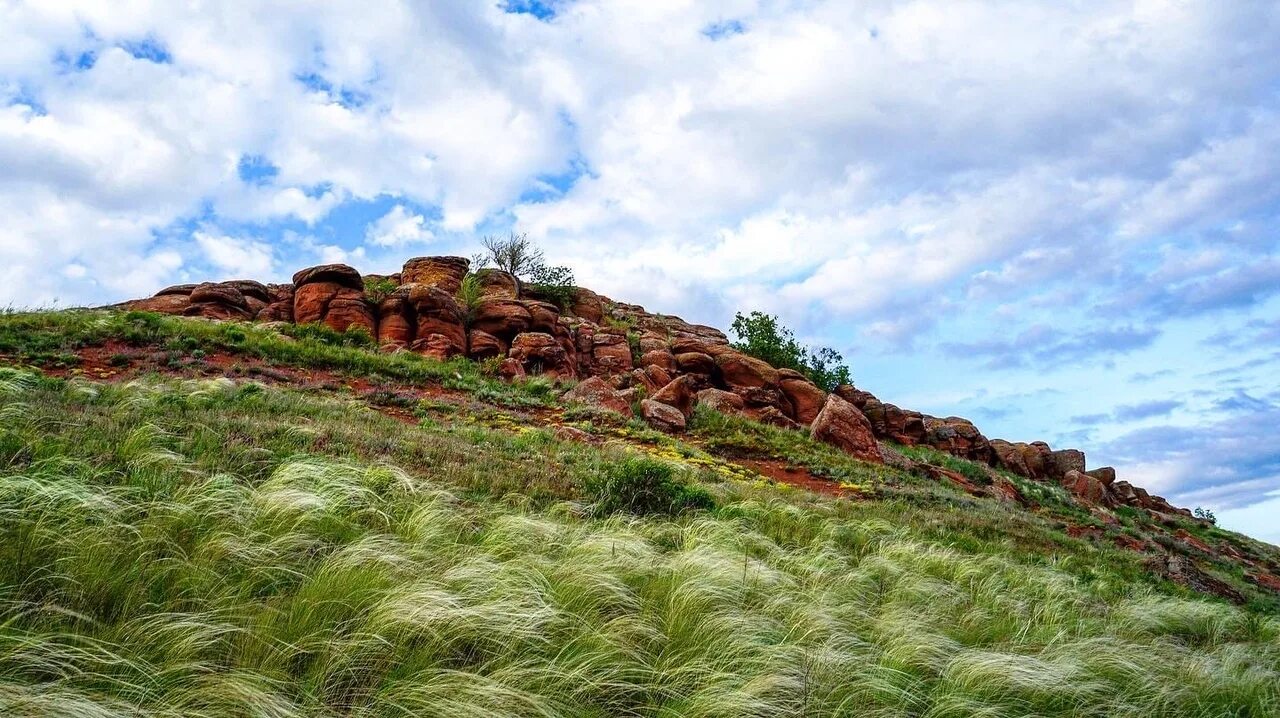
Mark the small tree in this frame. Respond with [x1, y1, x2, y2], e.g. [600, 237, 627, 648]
[477, 231, 576, 310]
[1193, 507, 1217, 525]
[730, 311, 852, 392]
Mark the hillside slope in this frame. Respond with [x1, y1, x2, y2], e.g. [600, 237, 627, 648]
[0, 259, 1274, 715]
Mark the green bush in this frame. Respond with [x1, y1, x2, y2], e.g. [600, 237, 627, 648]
[282, 322, 376, 349]
[457, 273, 485, 327]
[584, 456, 714, 516]
[730, 311, 851, 391]
[363, 276, 398, 304]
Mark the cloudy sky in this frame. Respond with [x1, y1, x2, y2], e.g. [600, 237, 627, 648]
[2, 1, 1278, 541]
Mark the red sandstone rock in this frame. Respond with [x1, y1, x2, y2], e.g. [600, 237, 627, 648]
[696, 388, 746, 414]
[810, 394, 883, 463]
[475, 269, 520, 299]
[1061, 470, 1109, 506]
[779, 377, 826, 425]
[469, 299, 531, 341]
[292, 263, 362, 290]
[641, 399, 686, 433]
[651, 376, 697, 418]
[715, 351, 779, 389]
[467, 330, 506, 360]
[564, 377, 632, 416]
[510, 332, 576, 379]
[401, 256, 469, 293]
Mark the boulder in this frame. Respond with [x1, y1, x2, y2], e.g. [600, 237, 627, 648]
[124, 294, 191, 314]
[189, 282, 247, 310]
[638, 334, 669, 354]
[155, 283, 197, 297]
[475, 268, 521, 299]
[715, 351, 779, 389]
[835, 386, 926, 445]
[401, 256, 469, 294]
[674, 352, 716, 376]
[407, 285, 466, 357]
[1048, 449, 1086, 478]
[293, 281, 345, 325]
[757, 406, 801, 430]
[640, 349, 677, 373]
[651, 376, 697, 418]
[810, 394, 883, 464]
[924, 416, 995, 463]
[509, 332, 575, 379]
[467, 330, 506, 360]
[779, 377, 826, 426]
[377, 289, 415, 349]
[1111, 480, 1139, 505]
[568, 288, 604, 323]
[521, 300, 561, 334]
[563, 377, 632, 416]
[670, 336, 732, 357]
[412, 332, 465, 361]
[1019, 442, 1054, 479]
[469, 299, 531, 342]
[323, 296, 376, 336]
[1061, 470, 1109, 506]
[643, 365, 673, 390]
[592, 333, 634, 374]
[498, 357, 526, 381]
[696, 388, 746, 414]
[990, 440, 1031, 477]
[256, 301, 294, 323]
[224, 279, 270, 302]
[641, 399, 686, 433]
[1086, 467, 1117, 486]
[292, 263, 363, 290]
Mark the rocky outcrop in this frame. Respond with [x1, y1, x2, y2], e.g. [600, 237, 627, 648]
[115, 254, 1192, 521]
[810, 394, 882, 464]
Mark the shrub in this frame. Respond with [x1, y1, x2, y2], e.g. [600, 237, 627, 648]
[457, 273, 485, 327]
[584, 456, 715, 516]
[1194, 507, 1218, 524]
[479, 231, 576, 309]
[363, 276, 398, 303]
[282, 323, 376, 349]
[730, 311, 852, 391]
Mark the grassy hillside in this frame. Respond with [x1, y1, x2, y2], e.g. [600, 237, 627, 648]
[0, 310, 1276, 717]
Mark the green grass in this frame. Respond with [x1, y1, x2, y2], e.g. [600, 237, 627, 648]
[0, 370, 1275, 716]
[0, 309, 557, 408]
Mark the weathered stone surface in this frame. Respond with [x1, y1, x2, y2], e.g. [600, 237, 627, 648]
[469, 299, 531, 342]
[674, 351, 716, 375]
[651, 375, 697, 418]
[1020, 442, 1054, 479]
[568, 288, 604, 322]
[924, 416, 995, 464]
[779, 377, 826, 426]
[669, 336, 733, 356]
[564, 376, 632, 416]
[1048, 449, 1086, 478]
[643, 365, 672, 390]
[509, 332, 575, 379]
[156, 283, 197, 297]
[696, 388, 746, 414]
[641, 399, 686, 433]
[836, 386, 927, 445]
[498, 357, 526, 381]
[255, 301, 293, 323]
[324, 296, 376, 336]
[735, 386, 787, 410]
[467, 330, 506, 360]
[292, 263, 362, 290]
[1112, 480, 1139, 505]
[1061, 470, 1109, 506]
[757, 406, 801, 430]
[293, 281, 345, 324]
[412, 332, 464, 361]
[811, 394, 883, 463]
[401, 256, 469, 294]
[715, 351, 780, 389]
[521, 300, 561, 334]
[224, 280, 271, 302]
[554, 425, 594, 443]
[1086, 466, 1117, 486]
[377, 289, 415, 349]
[189, 283, 247, 310]
[592, 333, 634, 373]
[475, 269, 520, 299]
[990, 440, 1031, 477]
[640, 349, 677, 373]
[125, 294, 192, 314]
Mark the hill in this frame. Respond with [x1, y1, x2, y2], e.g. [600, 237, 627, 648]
[0, 255, 1274, 716]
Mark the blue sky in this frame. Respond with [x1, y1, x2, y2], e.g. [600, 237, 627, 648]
[1, 2, 1278, 542]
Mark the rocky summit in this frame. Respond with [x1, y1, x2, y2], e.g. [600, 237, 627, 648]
[124, 255, 1192, 521]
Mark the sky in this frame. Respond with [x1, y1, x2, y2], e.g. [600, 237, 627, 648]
[1, 1, 1278, 542]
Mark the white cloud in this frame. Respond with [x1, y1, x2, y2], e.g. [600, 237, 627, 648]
[193, 230, 275, 277]
[364, 204, 434, 248]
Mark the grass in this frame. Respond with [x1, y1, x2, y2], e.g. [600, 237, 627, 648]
[0, 369, 1275, 716]
[0, 309, 558, 408]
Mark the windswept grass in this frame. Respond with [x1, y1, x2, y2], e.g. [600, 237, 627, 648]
[0, 371, 1275, 716]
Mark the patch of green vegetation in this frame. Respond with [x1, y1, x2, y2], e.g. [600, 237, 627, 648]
[730, 310, 852, 391]
[0, 309, 555, 408]
[362, 275, 398, 304]
[583, 455, 714, 516]
[0, 370, 1275, 716]
[897, 442, 995, 485]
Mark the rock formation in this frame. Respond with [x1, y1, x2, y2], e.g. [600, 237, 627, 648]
[117, 254, 1191, 519]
